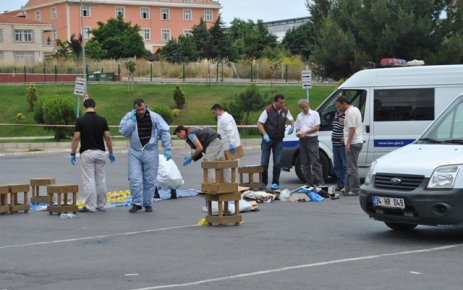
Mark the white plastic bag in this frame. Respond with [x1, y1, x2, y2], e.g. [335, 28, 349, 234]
[202, 199, 253, 214]
[279, 189, 291, 202]
[157, 155, 184, 189]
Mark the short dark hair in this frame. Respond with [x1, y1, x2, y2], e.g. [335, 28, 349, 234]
[210, 103, 224, 111]
[173, 125, 187, 134]
[336, 96, 350, 104]
[133, 98, 145, 107]
[83, 98, 96, 108]
[274, 94, 285, 102]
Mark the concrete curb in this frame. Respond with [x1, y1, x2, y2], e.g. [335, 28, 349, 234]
[0, 138, 263, 157]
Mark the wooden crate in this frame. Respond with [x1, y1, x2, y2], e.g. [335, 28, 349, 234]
[238, 165, 264, 190]
[30, 178, 55, 204]
[0, 185, 9, 214]
[9, 184, 30, 214]
[47, 184, 78, 215]
[204, 192, 242, 226]
[224, 145, 245, 160]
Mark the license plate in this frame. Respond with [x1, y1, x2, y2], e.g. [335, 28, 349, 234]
[372, 196, 405, 210]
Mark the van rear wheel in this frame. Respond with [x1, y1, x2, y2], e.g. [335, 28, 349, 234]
[294, 151, 331, 183]
[384, 222, 417, 231]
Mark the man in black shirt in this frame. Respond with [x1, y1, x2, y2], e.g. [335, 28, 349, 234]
[70, 98, 115, 213]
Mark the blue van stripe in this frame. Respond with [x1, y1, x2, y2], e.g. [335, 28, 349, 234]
[374, 139, 415, 147]
[283, 140, 300, 148]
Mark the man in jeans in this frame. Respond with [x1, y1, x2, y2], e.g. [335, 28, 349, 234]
[257, 94, 294, 190]
[331, 101, 347, 192]
[336, 96, 363, 196]
[70, 98, 115, 213]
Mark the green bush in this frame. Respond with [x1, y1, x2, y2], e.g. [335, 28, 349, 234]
[26, 85, 38, 112]
[34, 96, 75, 141]
[173, 84, 186, 109]
[152, 104, 174, 124]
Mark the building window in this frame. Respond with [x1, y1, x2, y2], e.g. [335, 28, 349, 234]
[204, 10, 213, 21]
[51, 7, 57, 19]
[140, 7, 150, 19]
[161, 29, 171, 42]
[183, 29, 193, 36]
[35, 10, 41, 21]
[183, 9, 192, 21]
[116, 6, 125, 17]
[15, 30, 33, 42]
[82, 5, 91, 17]
[161, 8, 170, 20]
[140, 29, 151, 40]
[184, 0, 193, 3]
[83, 27, 91, 40]
[14, 52, 35, 64]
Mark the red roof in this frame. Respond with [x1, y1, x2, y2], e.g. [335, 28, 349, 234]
[0, 14, 48, 25]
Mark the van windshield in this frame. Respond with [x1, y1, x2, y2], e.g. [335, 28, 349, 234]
[318, 89, 367, 131]
[417, 96, 463, 144]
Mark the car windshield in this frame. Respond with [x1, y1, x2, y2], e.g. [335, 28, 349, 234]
[418, 96, 463, 144]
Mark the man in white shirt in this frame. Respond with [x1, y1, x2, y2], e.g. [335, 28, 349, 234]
[336, 96, 363, 196]
[211, 103, 241, 182]
[257, 94, 294, 190]
[295, 99, 324, 187]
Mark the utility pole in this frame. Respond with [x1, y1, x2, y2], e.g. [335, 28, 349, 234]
[76, 0, 88, 118]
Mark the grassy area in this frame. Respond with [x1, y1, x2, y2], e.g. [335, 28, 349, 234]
[0, 83, 336, 138]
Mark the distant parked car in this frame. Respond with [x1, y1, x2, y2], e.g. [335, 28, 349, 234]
[379, 58, 407, 67]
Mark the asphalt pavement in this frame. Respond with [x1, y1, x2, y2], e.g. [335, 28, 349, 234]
[1, 149, 463, 290]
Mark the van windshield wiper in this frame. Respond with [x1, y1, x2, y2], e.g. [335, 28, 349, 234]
[417, 137, 442, 144]
[443, 139, 463, 144]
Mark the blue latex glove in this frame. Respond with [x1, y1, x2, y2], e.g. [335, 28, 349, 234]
[70, 154, 76, 166]
[287, 126, 294, 135]
[164, 149, 172, 161]
[108, 152, 116, 163]
[229, 144, 236, 154]
[130, 108, 136, 122]
[183, 156, 193, 166]
[263, 133, 271, 143]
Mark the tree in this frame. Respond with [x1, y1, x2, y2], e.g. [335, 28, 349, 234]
[34, 97, 75, 141]
[230, 84, 266, 125]
[173, 85, 186, 109]
[90, 15, 149, 59]
[54, 39, 72, 59]
[191, 18, 210, 59]
[125, 61, 136, 96]
[69, 34, 83, 58]
[263, 46, 285, 86]
[85, 40, 104, 60]
[25, 85, 38, 112]
[207, 14, 230, 60]
[282, 22, 312, 61]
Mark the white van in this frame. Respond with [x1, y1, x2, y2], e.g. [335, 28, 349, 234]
[359, 93, 463, 230]
[282, 65, 463, 182]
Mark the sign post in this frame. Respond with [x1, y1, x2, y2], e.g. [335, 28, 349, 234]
[301, 69, 312, 102]
[74, 76, 86, 118]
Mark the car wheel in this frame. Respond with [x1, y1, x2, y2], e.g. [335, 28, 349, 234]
[295, 154, 306, 183]
[384, 222, 417, 231]
[319, 151, 331, 182]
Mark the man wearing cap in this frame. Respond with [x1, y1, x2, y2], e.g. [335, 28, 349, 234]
[70, 98, 115, 213]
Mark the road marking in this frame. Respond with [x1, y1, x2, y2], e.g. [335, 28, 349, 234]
[0, 224, 197, 250]
[409, 271, 422, 275]
[131, 244, 462, 290]
[125, 274, 140, 277]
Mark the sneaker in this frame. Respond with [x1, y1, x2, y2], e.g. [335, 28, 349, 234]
[96, 207, 106, 212]
[144, 206, 153, 212]
[346, 191, 358, 196]
[271, 183, 279, 190]
[330, 193, 340, 200]
[78, 207, 93, 213]
[261, 184, 268, 190]
[129, 205, 142, 213]
[154, 187, 160, 199]
[334, 186, 344, 192]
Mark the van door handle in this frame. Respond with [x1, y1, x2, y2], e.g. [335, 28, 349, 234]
[365, 125, 370, 133]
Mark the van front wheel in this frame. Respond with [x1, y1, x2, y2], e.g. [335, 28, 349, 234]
[295, 154, 306, 183]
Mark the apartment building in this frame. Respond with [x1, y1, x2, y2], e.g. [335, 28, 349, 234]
[0, 15, 55, 63]
[19, 0, 222, 52]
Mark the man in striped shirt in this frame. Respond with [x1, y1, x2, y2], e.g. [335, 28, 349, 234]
[331, 100, 347, 192]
